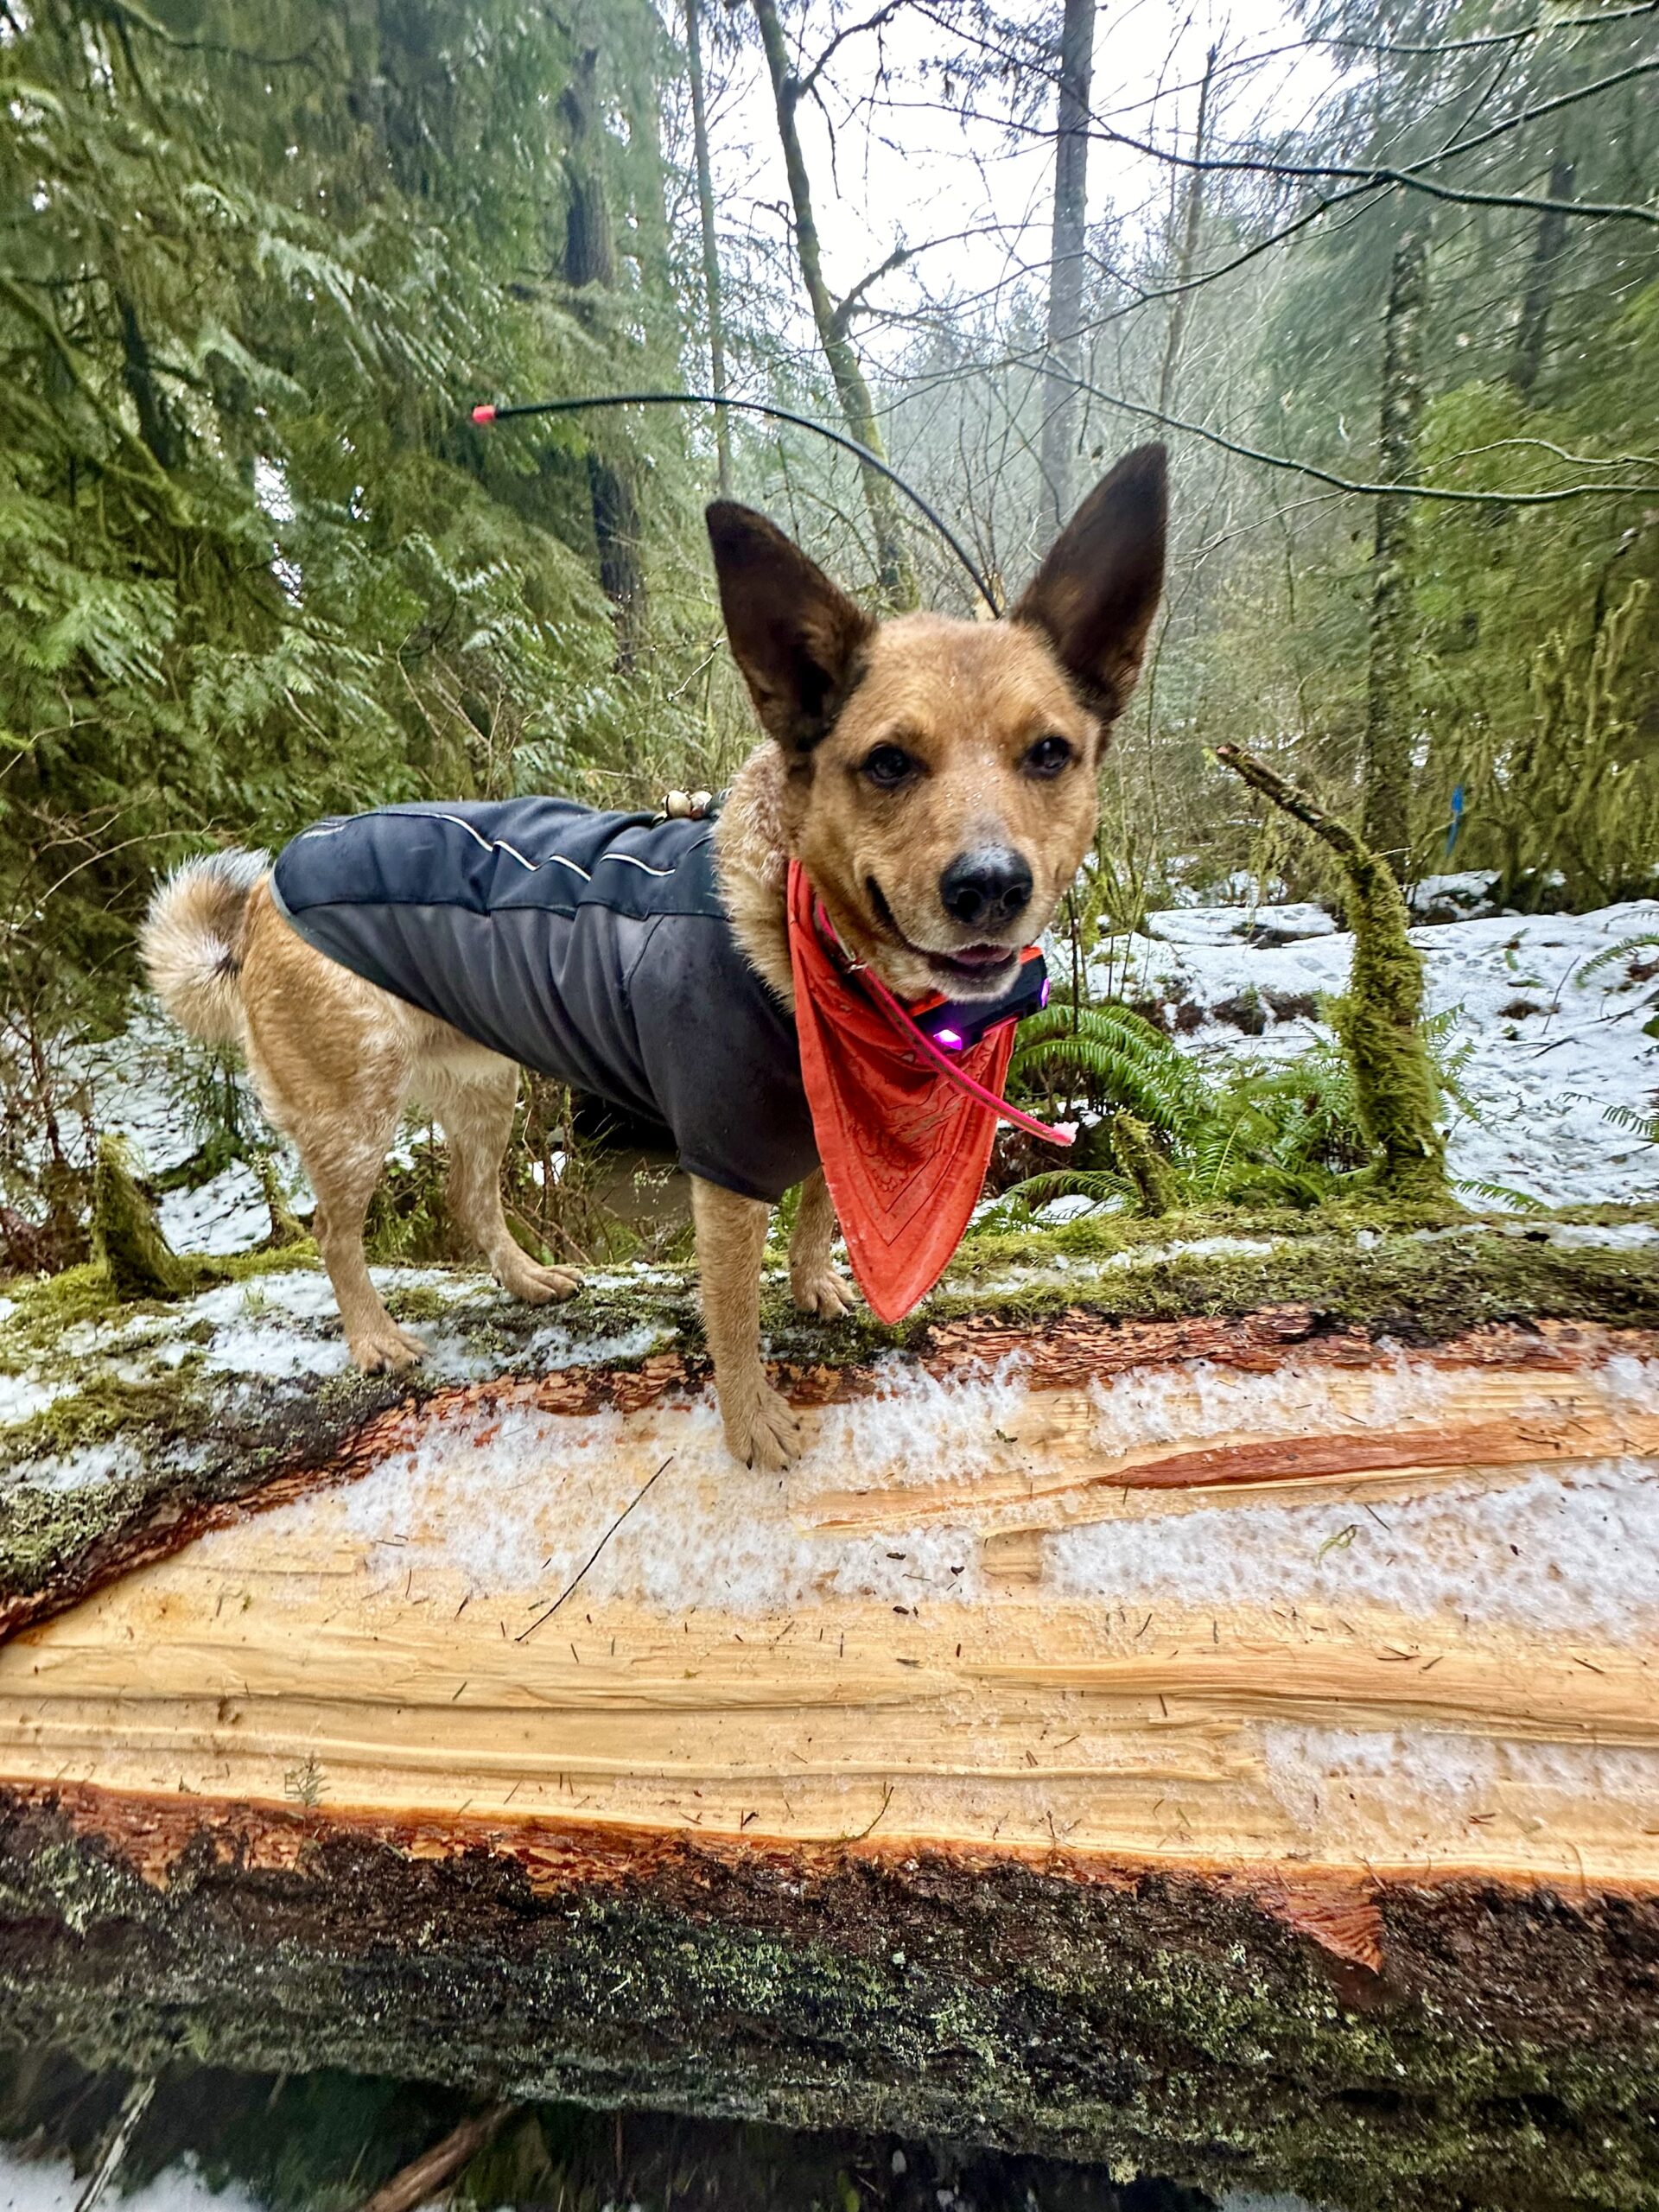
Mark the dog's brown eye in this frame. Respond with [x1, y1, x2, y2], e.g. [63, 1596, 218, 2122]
[1024, 734, 1073, 779]
[862, 744, 916, 789]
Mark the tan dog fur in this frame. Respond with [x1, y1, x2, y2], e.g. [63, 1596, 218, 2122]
[142, 446, 1166, 1468]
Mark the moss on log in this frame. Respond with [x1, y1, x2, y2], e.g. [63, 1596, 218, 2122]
[90, 1135, 196, 1300]
[1109, 1112, 1179, 1215]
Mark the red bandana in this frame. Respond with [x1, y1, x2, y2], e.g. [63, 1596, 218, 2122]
[786, 859, 1028, 1324]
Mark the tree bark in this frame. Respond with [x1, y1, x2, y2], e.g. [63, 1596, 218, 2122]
[685, 0, 732, 497]
[1512, 157, 1575, 399]
[116, 296, 182, 474]
[5, 1766, 1659, 2208]
[561, 46, 648, 671]
[1362, 229, 1428, 880]
[1039, 0, 1095, 536]
[751, 0, 916, 607]
[1154, 42, 1217, 419]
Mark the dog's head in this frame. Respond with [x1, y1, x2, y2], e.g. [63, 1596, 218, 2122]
[707, 445, 1166, 1001]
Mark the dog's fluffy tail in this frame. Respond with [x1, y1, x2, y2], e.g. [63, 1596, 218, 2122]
[140, 849, 270, 1046]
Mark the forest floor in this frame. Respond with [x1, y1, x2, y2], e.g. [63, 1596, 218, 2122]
[1087, 891, 1659, 1209]
[60, 891, 1659, 1263]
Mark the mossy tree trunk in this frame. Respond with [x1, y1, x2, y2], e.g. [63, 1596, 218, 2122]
[685, 0, 732, 499]
[1154, 41, 1217, 419]
[1039, 0, 1095, 535]
[1109, 1110, 1177, 1216]
[90, 1136, 194, 1300]
[1217, 745, 1448, 1200]
[1363, 230, 1428, 881]
[1512, 160, 1574, 400]
[561, 47, 648, 673]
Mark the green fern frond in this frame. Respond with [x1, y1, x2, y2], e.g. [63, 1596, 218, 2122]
[1576, 934, 1659, 982]
[997, 1167, 1135, 1215]
[1453, 1177, 1549, 1211]
[1602, 1102, 1659, 1142]
[1011, 1002, 1210, 1128]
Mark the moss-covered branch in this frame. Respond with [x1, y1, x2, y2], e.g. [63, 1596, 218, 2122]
[1215, 745, 1448, 1199]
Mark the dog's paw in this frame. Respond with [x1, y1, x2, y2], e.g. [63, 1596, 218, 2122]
[722, 1381, 802, 1471]
[497, 1254, 583, 1306]
[350, 1321, 427, 1373]
[791, 1268, 857, 1320]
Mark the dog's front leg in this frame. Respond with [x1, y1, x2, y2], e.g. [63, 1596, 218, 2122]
[788, 1167, 855, 1319]
[690, 1176, 801, 1470]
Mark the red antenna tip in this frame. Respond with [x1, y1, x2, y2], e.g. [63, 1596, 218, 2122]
[471, 403, 498, 424]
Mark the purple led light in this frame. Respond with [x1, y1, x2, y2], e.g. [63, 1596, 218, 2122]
[1039, 976, 1051, 1007]
[936, 1027, 964, 1050]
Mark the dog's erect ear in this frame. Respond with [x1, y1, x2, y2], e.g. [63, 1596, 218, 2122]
[1012, 444, 1167, 720]
[706, 503, 875, 753]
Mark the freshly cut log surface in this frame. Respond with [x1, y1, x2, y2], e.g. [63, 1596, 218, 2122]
[3, 1316, 1655, 1885]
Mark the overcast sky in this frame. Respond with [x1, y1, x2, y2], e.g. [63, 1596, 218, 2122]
[688, 0, 1340, 373]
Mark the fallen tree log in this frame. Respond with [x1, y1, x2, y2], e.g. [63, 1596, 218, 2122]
[2, 1217, 1658, 2208]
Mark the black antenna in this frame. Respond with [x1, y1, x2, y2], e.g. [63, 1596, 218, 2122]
[472, 389, 1002, 617]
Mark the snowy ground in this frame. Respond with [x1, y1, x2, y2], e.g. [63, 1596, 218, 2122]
[47, 1015, 291, 1256]
[0, 2152, 259, 2212]
[1088, 895, 1659, 1207]
[0, 2144, 1320, 2212]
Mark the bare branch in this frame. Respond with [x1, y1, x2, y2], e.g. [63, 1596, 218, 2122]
[895, 53, 1659, 226]
[1025, 366, 1659, 504]
[905, 9, 1659, 225]
[797, 0, 916, 103]
[1321, 0, 1658, 60]
[829, 243, 910, 335]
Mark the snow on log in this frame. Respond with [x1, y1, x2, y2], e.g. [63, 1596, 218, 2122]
[3, 1227, 1659, 2202]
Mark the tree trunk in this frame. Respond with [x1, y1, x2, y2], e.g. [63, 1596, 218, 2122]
[561, 46, 648, 671]
[1363, 229, 1428, 880]
[751, 0, 916, 607]
[0, 1236, 1657, 2205]
[685, 0, 732, 497]
[1154, 42, 1217, 418]
[116, 296, 182, 473]
[1039, 0, 1095, 536]
[1512, 157, 1575, 399]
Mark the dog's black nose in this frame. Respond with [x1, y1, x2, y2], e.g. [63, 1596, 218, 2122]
[938, 848, 1033, 931]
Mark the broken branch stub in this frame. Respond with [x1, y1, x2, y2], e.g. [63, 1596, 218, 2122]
[90, 1135, 195, 1300]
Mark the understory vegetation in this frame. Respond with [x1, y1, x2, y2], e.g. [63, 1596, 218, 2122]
[1, 0, 1656, 1268]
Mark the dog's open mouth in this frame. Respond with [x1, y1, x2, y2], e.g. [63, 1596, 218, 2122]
[867, 878, 1020, 985]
